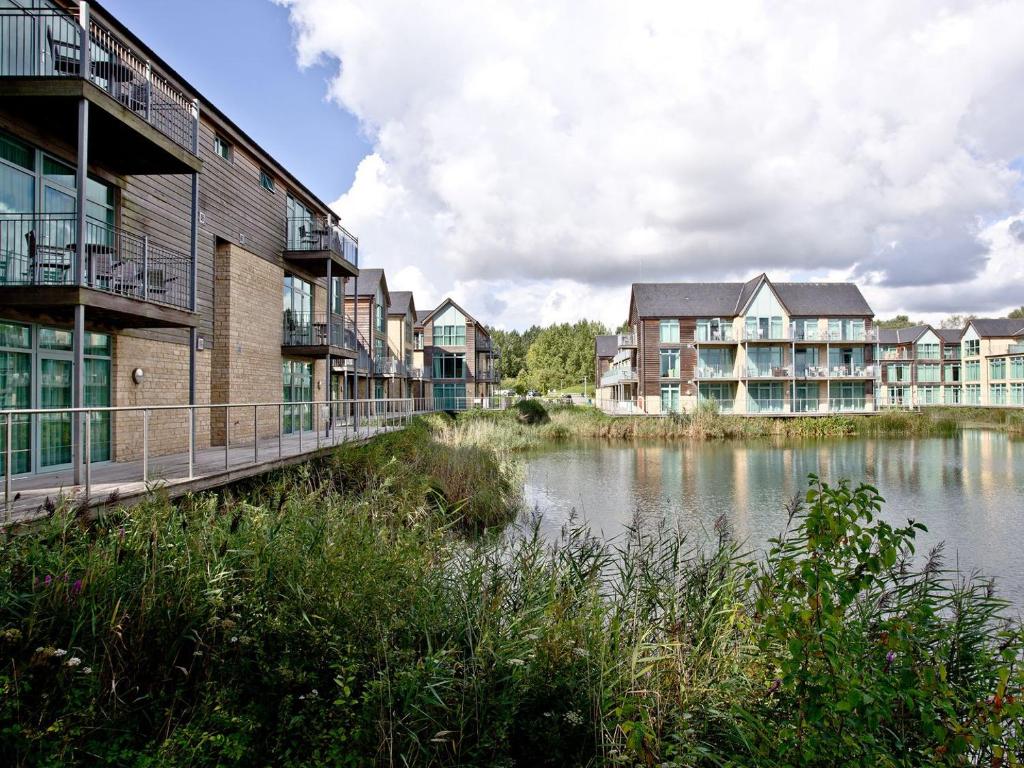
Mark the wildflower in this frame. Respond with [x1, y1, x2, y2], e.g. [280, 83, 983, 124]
[53, 648, 67, 657]
[572, 647, 589, 658]
[82, 667, 93, 675]
[230, 636, 239, 644]
[885, 650, 896, 670]
[65, 657, 82, 668]
[564, 711, 584, 725]
[44, 575, 52, 587]
[508, 658, 526, 667]
[71, 579, 83, 596]
[768, 678, 782, 694]
[309, 689, 319, 699]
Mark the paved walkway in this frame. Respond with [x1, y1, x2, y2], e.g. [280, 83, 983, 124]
[3, 419, 405, 526]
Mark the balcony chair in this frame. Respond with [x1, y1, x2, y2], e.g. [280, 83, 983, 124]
[25, 231, 71, 284]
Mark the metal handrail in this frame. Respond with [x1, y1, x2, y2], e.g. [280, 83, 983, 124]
[284, 214, 358, 267]
[281, 311, 357, 350]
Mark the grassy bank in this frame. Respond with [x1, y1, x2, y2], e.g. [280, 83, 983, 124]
[1, 421, 1022, 766]
[440, 401, 1024, 451]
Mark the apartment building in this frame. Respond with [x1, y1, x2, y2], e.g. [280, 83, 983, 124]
[0, 0, 359, 478]
[343, 268, 389, 400]
[416, 298, 498, 409]
[386, 291, 415, 399]
[602, 274, 877, 415]
[961, 318, 1024, 407]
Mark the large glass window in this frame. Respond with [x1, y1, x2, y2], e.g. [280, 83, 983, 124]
[1011, 357, 1024, 380]
[965, 384, 981, 405]
[433, 305, 467, 346]
[747, 346, 784, 377]
[917, 363, 940, 383]
[919, 386, 939, 405]
[793, 318, 822, 340]
[964, 339, 980, 357]
[375, 287, 386, 333]
[432, 352, 466, 380]
[286, 194, 314, 250]
[944, 386, 962, 405]
[831, 382, 866, 411]
[659, 319, 679, 343]
[964, 360, 980, 382]
[794, 382, 820, 412]
[660, 384, 680, 413]
[0, 320, 31, 475]
[282, 360, 313, 433]
[990, 384, 1007, 405]
[698, 347, 733, 377]
[827, 319, 865, 341]
[989, 358, 1006, 380]
[943, 345, 960, 360]
[433, 383, 466, 410]
[698, 383, 733, 411]
[659, 348, 679, 378]
[916, 343, 939, 359]
[747, 382, 783, 412]
[695, 318, 732, 341]
[1011, 383, 1024, 406]
[887, 363, 910, 382]
[944, 364, 960, 383]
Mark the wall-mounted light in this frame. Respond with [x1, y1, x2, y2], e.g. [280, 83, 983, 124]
[132, 367, 145, 385]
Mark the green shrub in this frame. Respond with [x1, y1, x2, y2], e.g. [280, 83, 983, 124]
[513, 398, 550, 425]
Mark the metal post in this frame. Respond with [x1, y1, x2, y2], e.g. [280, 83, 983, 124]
[253, 405, 258, 464]
[315, 403, 320, 450]
[4, 414, 11, 517]
[72, 304, 85, 485]
[142, 235, 149, 300]
[187, 409, 194, 479]
[144, 61, 152, 122]
[78, 2, 90, 77]
[224, 405, 230, 470]
[84, 412, 91, 503]
[326, 258, 333, 439]
[353, 274, 360, 431]
[142, 409, 149, 483]
[278, 404, 282, 459]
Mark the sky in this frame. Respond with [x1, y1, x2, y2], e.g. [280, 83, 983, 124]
[114, 1, 1024, 330]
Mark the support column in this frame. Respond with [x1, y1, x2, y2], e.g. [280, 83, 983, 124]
[353, 273, 360, 429]
[325, 259, 332, 435]
[71, 88, 89, 483]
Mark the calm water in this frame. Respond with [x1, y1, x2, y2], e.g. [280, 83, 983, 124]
[522, 432, 1024, 606]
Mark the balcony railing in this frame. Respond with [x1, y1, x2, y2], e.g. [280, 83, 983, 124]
[745, 365, 792, 378]
[617, 332, 636, 347]
[747, 397, 874, 414]
[376, 357, 408, 377]
[1009, 344, 1024, 355]
[281, 311, 356, 350]
[800, 364, 875, 379]
[698, 397, 735, 413]
[600, 368, 637, 387]
[0, 4, 198, 154]
[1, 212, 192, 311]
[285, 214, 358, 268]
[695, 365, 736, 379]
[694, 327, 736, 342]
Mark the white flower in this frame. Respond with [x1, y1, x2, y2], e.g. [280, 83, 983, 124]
[230, 636, 239, 643]
[53, 648, 67, 657]
[82, 667, 93, 675]
[310, 689, 319, 698]
[572, 647, 589, 658]
[65, 656, 82, 668]
[564, 710, 583, 725]
[508, 658, 526, 667]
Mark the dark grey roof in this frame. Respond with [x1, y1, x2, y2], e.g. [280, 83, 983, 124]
[595, 335, 617, 358]
[970, 318, 1024, 338]
[344, 268, 385, 297]
[631, 277, 874, 318]
[388, 290, 414, 316]
[935, 327, 965, 343]
[876, 325, 930, 345]
[415, 310, 431, 325]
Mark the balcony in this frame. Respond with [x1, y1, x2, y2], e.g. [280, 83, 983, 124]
[281, 311, 357, 358]
[477, 369, 501, 383]
[800, 364, 876, 379]
[617, 332, 636, 348]
[377, 357, 407, 377]
[600, 368, 638, 387]
[695, 365, 737, 379]
[283, 215, 358, 278]
[0, 212, 194, 328]
[409, 366, 428, 380]
[693, 327, 736, 342]
[1009, 344, 1024, 355]
[0, 3, 200, 175]
[745, 365, 792, 378]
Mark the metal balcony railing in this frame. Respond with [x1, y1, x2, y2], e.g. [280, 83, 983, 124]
[281, 311, 356, 350]
[285, 214, 358, 268]
[698, 397, 735, 413]
[694, 327, 736, 342]
[745, 365, 792, 378]
[695, 365, 736, 379]
[376, 357, 407, 377]
[617, 332, 636, 347]
[1009, 344, 1024, 355]
[600, 368, 637, 387]
[1, 212, 192, 311]
[800, 364, 875, 379]
[0, 3, 198, 154]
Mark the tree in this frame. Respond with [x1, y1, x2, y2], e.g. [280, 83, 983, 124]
[941, 314, 975, 329]
[876, 315, 916, 329]
[524, 320, 608, 392]
[1008, 306, 1024, 319]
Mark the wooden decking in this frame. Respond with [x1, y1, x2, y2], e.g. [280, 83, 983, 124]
[3, 421, 398, 526]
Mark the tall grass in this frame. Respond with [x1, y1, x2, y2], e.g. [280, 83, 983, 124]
[1, 427, 1021, 766]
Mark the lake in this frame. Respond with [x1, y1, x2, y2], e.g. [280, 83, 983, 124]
[522, 431, 1024, 606]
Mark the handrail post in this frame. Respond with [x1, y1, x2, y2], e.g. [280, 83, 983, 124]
[253, 405, 258, 464]
[142, 409, 149, 483]
[84, 412, 91, 504]
[315, 401, 321, 450]
[278, 404, 283, 459]
[224, 405, 229, 470]
[144, 61, 152, 121]
[78, 2, 90, 78]
[187, 408, 194, 479]
[4, 413, 11, 519]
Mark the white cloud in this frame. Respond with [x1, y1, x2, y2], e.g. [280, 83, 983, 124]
[277, 0, 1024, 328]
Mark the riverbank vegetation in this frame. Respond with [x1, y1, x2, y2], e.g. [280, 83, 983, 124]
[2, 420, 1022, 766]
[438, 401, 1024, 452]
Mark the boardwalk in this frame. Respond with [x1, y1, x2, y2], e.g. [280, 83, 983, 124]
[3, 420, 401, 526]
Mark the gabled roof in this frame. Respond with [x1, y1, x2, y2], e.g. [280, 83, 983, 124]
[968, 318, 1024, 338]
[419, 297, 489, 338]
[414, 310, 431, 326]
[876, 325, 930, 345]
[344, 268, 388, 303]
[387, 290, 415, 317]
[935, 327, 965, 343]
[595, 335, 618, 358]
[630, 276, 873, 318]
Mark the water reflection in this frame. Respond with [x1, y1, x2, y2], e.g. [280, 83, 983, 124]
[522, 432, 1024, 605]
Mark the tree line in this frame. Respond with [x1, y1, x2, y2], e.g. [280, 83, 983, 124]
[878, 305, 1024, 329]
[487, 320, 608, 393]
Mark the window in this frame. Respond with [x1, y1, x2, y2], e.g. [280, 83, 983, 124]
[698, 383, 733, 411]
[887, 386, 911, 406]
[828, 346, 864, 371]
[698, 348, 733, 377]
[917, 364, 940, 383]
[660, 384, 680, 414]
[259, 169, 275, 192]
[660, 349, 680, 378]
[433, 305, 467, 346]
[831, 382, 865, 411]
[964, 360, 980, 382]
[414, 331, 424, 351]
[331, 277, 343, 315]
[748, 346, 785, 377]
[944, 386, 962, 405]
[964, 338, 980, 357]
[375, 287, 385, 333]
[696, 318, 732, 341]
[965, 384, 981, 405]
[919, 386, 939, 405]
[916, 343, 939, 359]
[432, 352, 466, 379]
[887, 363, 910, 382]
[1011, 383, 1024, 406]
[1012, 357, 1024, 380]
[793, 382, 820, 412]
[944, 364, 960, 383]
[283, 275, 312, 317]
[792, 318, 821, 340]
[433, 383, 466, 410]
[282, 361, 313, 433]
[659, 319, 680, 344]
[827, 319, 865, 341]
[286, 194, 314, 249]
[990, 384, 1007, 405]
[943, 345, 960, 360]
[747, 382, 784, 412]
[213, 134, 232, 161]
[990, 358, 1006, 380]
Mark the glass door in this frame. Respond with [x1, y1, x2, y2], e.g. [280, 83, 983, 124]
[37, 355, 72, 469]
